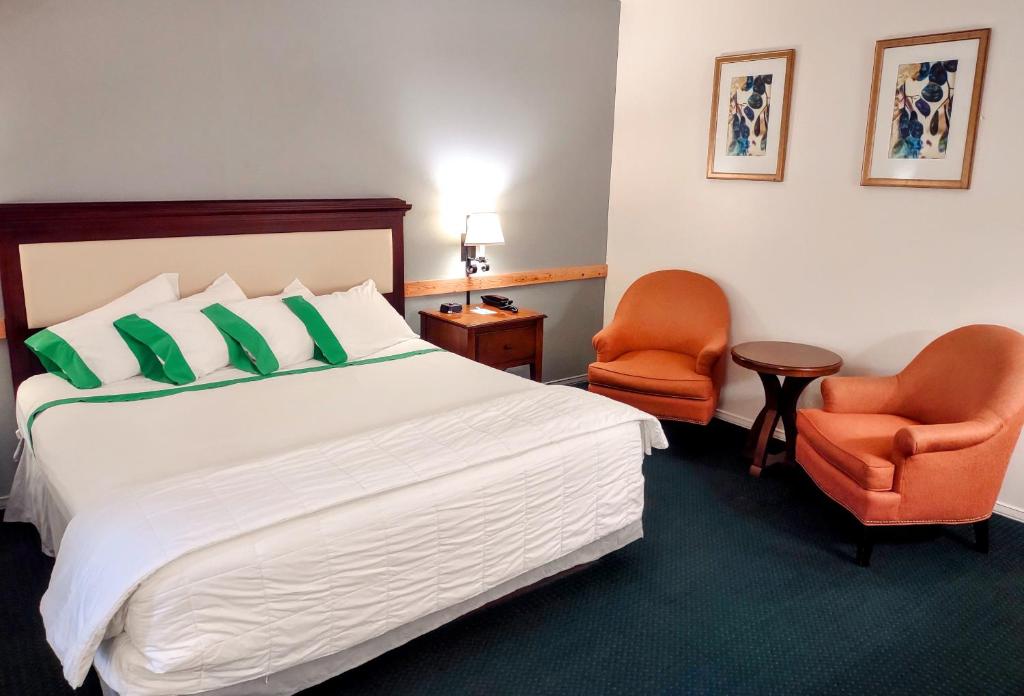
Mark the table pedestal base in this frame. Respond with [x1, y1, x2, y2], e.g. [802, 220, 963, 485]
[744, 374, 815, 477]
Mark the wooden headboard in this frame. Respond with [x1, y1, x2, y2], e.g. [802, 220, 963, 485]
[0, 198, 411, 391]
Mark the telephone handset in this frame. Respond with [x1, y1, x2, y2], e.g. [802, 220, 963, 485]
[480, 294, 518, 313]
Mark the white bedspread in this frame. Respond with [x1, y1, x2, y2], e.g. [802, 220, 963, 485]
[43, 385, 665, 692]
[8, 340, 667, 695]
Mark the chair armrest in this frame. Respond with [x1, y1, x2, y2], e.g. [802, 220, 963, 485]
[894, 418, 1003, 457]
[694, 331, 728, 377]
[821, 375, 900, 414]
[593, 321, 629, 363]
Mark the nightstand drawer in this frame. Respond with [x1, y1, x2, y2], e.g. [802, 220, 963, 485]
[476, 325, 536, 365]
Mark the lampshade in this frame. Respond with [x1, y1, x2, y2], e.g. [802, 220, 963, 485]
[464, 212, 504, 246]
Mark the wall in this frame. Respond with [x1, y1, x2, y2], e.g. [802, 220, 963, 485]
[607, 0, 1024, 517]
[0, 0, 621, 498]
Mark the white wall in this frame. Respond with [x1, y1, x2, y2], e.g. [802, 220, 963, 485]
[607, 0, 1024, 517]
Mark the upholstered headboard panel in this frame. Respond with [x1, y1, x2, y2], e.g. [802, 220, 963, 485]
[0, 199, 411, 391]
[20, 229, 394, 329]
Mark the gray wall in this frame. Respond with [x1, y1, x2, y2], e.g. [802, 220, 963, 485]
[0, 0, 621, 497]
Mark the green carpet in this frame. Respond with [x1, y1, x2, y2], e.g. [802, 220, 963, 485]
[2, 420, 1022, 695]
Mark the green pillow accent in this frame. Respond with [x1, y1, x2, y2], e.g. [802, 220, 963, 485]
[116, 328, 173, 384]
[25, 328, 102, 389]
[211, 325, 261, 375]
[281, 295, 349, 365]
[201, 303, 280, 375]
[114, 314, 196, 385]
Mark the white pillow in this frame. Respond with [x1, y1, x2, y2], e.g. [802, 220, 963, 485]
[113, 274, 247, 384]
[201, 279, 314, 374]
[283, 279, 417, 363]
[25, 273, 180, 388]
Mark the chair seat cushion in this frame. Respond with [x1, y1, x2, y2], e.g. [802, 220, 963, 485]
[797, 410, 919, 492]
[588, 349, 713, 400]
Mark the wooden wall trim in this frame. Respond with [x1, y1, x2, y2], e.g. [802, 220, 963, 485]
[405, 264, 607, 298]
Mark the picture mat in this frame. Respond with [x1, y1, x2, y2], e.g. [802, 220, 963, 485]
[712, 55, 789, 175]
[868, 38, 979, 181]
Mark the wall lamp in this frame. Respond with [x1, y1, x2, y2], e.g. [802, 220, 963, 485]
[463, 212, 504, 276]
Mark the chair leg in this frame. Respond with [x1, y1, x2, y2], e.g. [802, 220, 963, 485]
[855, 525, 874, 567]
[974, 519, 990, 554]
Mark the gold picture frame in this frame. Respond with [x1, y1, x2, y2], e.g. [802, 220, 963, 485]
[861, 29, 990, 189]
[706, 49, 795, 182]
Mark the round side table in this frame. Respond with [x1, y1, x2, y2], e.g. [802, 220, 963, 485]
[731, 341, 842, 477]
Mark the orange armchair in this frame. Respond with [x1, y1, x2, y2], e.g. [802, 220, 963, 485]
[588, 270, 730, 424]
[796, 325, 1024, 566]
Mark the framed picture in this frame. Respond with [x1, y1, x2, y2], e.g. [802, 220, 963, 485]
[707, 49, 795, 182]
[861, 29, 990, 189]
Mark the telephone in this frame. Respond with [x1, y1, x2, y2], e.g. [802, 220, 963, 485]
[480, 294, 518, 313]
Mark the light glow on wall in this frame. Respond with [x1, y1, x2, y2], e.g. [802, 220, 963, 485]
[433, 154, 507, 238]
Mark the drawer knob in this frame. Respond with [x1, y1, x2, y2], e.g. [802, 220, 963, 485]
[504, 343, 513, 350]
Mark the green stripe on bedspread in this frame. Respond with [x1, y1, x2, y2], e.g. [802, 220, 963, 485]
[25, 348, 443, 444]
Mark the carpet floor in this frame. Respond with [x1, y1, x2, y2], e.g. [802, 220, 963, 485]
[2, 419, 1022, 695]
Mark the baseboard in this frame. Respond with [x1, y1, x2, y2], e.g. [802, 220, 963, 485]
[715, 407, 786, 441]
[714, 408, 1023, 526]
[545, 373, 588, 387]
[994, 501, 1024, 523]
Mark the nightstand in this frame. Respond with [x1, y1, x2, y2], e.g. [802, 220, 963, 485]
[419, 305, 546, 381]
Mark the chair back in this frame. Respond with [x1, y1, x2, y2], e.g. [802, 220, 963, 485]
[612, 270, 729, 358]
[898, 324, 1024, 427]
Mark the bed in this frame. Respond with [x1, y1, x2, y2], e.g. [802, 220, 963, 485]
[0, 199, 666, 696]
